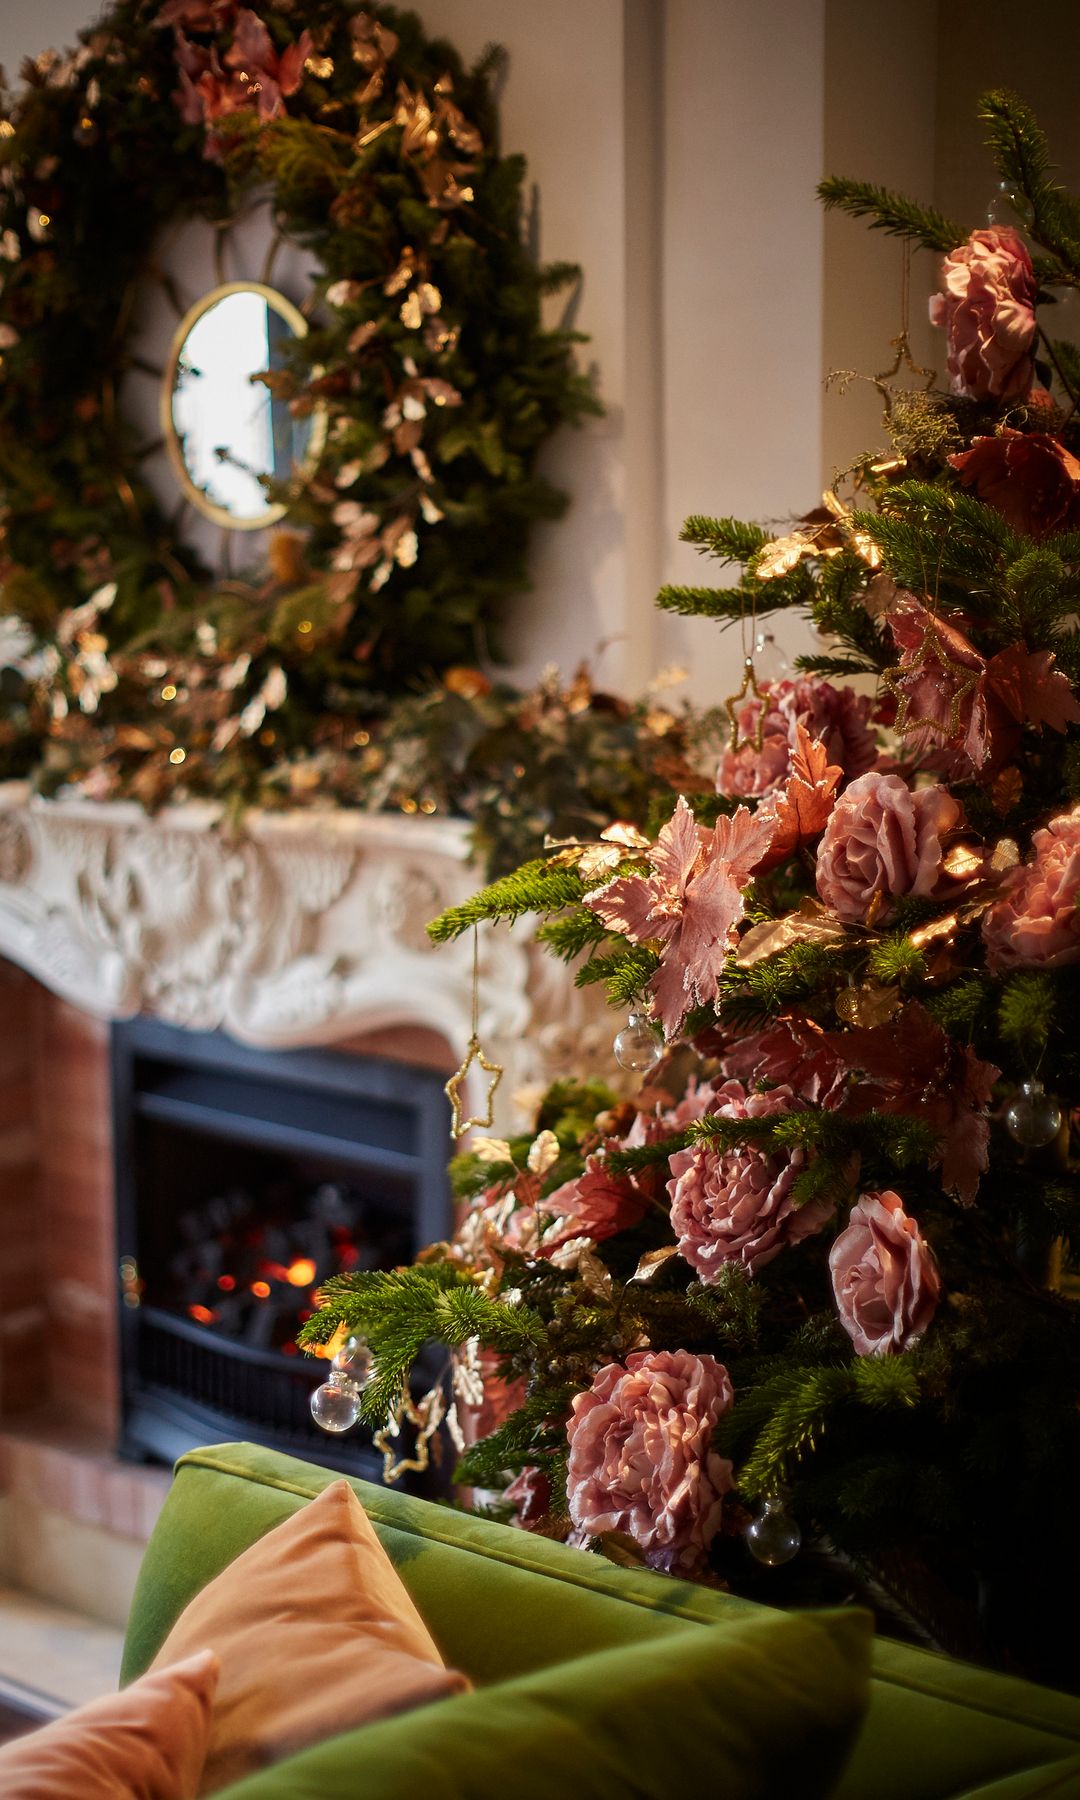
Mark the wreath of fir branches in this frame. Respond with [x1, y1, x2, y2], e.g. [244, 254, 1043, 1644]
[0, 0, 596, 808]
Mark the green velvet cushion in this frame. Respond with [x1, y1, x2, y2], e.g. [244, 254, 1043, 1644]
[123, 1444, 1080, 1800]
[211, 1608, 871, 1800]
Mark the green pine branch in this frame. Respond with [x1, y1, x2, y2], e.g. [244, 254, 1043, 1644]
[574, 944, 661, 1008]
[679, 515, 770, 564]
[427, 860, 587, 943]
[298, 1263, 546, 1425]
[535, 909, 609, 960]
[979, 89, 1080, 280]
[817, 176, 964, 253]
[720, 1357, 921, 1498]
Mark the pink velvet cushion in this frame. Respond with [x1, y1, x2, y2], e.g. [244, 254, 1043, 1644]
[0, 1648, 218, 1799]
[151, 1478, 469, 1795]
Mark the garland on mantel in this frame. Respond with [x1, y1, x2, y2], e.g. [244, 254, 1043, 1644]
[0, 0, 597, 815]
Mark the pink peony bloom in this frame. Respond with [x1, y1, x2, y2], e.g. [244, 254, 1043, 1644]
[983, 804, 1080, 970]
[949, 431, 1080, 540]
[829, 1190, 941, 1356]
[585, 795, 775, 1037]
[717, 677, 877, 799]
[565, 1349, 735, 1574]
[171, 8, 311, 145]
[538, 1158, 649, 1255]
[666, 1081, 831, 1278]
[929, 227, 1037, 401]
[815, 770, 960, 924]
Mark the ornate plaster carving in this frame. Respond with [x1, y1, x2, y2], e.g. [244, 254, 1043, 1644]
[0, 784, 621, 1130]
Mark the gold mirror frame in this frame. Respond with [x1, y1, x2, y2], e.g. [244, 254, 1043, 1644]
[161, 279, 328, 533]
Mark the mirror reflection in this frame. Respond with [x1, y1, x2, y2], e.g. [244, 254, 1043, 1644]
[163, 282, 322, 530]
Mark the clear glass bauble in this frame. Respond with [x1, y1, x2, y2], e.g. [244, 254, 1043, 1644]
[745, 1496, 802, 1567]
[1005, 1079, 1062, 1148]
[332, 1335, 373, 1386]
[310, 1370, 362, 1433]
[613, 1011, 662, 1073]
[985, 181, 1032, 228]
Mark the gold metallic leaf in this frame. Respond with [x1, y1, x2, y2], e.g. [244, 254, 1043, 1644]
[527, 1129, 560, 1177]
[629, 1244, 680, 1284]
[755, 531, 815, 581]
[834, 983, 901, 1028]
[990, 837, 1020, 872]
[601, 820, 651, 849]
[909, 913, 959, 951]
[735, 899, 846, 969]
[943, 841, 985, 881]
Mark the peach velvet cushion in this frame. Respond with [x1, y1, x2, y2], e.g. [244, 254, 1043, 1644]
[151, 1478, 469, 1795]
[0, 1648, 218, 1800]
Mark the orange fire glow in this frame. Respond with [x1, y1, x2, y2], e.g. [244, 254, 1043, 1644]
[216, 1274, 236, 1292]
[311, 1322, 349, 1362]
[251, 1280, 271, 1299]
[188, 1304, 218, 1324]
[285, 1258, 317, 1288]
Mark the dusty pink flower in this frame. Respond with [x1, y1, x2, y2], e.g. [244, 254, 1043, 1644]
[538, 1158, 649, 1255]
[983, 805, 1080, 970]
[503, 1465, 552, 1531]
[718, 1014, 848, 1107]
[829, 1190, 941, 1356]
[824, 1003, 998, 1207]
[949, 431, 1080, 540]
[585, 795, 775, 1037]
[565, 1349, 734, 1574]
[815, 770, 960, 924]
[666, 1082, 830, 1277]
[929, 227, 1037, 401]
[172, 8, 311, 142]
[623, 1076, 723, 1149]
[717, 677, 877, 799]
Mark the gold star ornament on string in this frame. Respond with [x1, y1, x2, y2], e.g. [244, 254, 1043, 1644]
[724, 656, 766, 752]
[445, 1033, 503, 1137]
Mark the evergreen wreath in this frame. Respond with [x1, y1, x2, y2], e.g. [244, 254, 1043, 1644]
[0, 0, 596, 807]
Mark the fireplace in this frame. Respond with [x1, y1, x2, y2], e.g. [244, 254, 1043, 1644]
[111, 1018, 453, 1484]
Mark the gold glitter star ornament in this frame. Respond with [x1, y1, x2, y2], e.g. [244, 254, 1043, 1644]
[444, 927, 504, 1138]
[445, 1034, 504, 1137]
[724, 657, 766, 752]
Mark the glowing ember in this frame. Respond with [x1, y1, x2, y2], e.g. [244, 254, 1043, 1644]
[217, 1274, 236, 1292]
[188, 1304, 218, 1324]
[286, 1258, 317, 1287]
[251, 1280, 271, 1299]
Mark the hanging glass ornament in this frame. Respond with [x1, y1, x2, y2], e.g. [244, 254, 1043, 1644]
[332, 1335, 373, 1386]
[985, 180, 1033, 229]
[613, 1011, 662, 1073]
[310, 1370, 362, 1433]
[1005, 1079, 1062, 1149]
[745, 1495, 802, 1567]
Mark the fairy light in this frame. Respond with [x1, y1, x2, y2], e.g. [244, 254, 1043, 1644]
[169, 747, 186, 764]
[297, 619, 313, 634]
[353, 729, 369, 746]
[160, 683, 177, 701]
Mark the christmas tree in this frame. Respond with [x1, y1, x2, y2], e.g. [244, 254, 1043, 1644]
[303, 90, 1080, 1688]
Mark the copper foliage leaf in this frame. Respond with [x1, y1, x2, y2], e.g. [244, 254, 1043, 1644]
[755, 725, 842, 872]
[629, 1244, 680, 1284]
[984, 644, 1080, 734]
[735, 898, 847, 969]
[596, 1531, 648, 1568]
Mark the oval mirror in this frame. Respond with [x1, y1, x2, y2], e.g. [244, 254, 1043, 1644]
[162, 281, 325, 531]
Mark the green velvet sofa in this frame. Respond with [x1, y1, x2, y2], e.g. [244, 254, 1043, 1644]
[121, 1442, 1080, 1798]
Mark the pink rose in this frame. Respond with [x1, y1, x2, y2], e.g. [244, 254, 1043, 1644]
[982, 805, 1080, 970]
[666, 1081, 831, 1277]
[815, 770, 960, 924]
[717, 677, 877, 799]
[565, 1349, 734, 1574]
[829, 1190, 941, 1356]
[929, 227, 1037, 401]
[538, 1158, 649, 1255]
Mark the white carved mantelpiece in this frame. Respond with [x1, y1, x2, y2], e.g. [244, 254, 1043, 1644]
[0, 783, 619, 1131]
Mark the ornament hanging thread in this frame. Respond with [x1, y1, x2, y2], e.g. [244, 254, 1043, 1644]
[444, 928, 504, 1138]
